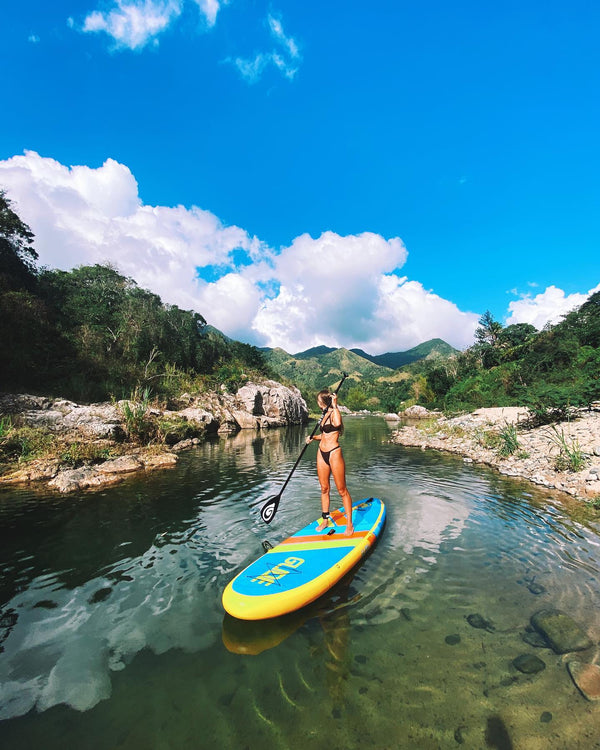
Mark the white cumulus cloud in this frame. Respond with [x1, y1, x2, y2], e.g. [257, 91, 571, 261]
[506, 283, 600, 330]
[83, 0, 184, 50]
[81, 0, 223, 50]
[0, 151, 259, 314]
[1, 151, 481, 353]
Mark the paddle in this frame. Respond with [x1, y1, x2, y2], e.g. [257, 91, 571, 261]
[259, 372, 348, 524]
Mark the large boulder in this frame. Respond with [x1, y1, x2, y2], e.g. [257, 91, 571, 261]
[235, 381, 308, 427]
[403, 405, 435, 419]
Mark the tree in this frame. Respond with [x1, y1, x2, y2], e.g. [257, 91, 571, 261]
[474, 311, 503, 347]
[0, 189, 38, 290]
[499, 323, 537, 349]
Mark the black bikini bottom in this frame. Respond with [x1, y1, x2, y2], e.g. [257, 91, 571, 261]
[319, 446, 341, 466]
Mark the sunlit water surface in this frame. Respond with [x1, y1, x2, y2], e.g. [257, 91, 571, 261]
[1, 416, 599, 749]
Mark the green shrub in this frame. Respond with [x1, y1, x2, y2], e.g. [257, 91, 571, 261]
[156, 416, 202, 446]
[0, 426, 57, 462]
[520, 385, 580, 426]
[475, 429, 501, 450]
[60, 442, 114, 467]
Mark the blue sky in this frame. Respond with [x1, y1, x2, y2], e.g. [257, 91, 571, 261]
[1, 0, 599, 353]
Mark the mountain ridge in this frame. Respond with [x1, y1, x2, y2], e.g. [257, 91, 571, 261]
[349, 338, 458, 369]
[261, 338, 458, 395]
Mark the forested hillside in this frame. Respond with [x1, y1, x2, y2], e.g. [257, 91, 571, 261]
[422, 305, 600, 419]
[0, 190, 271, 402]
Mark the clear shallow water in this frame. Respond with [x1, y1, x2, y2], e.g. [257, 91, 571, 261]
[1, 416, 599, 749]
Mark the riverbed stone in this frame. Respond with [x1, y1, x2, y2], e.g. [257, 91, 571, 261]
[567, 660, 600, 701]
[512, 653, 546, 674]
[445, 634, 461, 645]
[466, 613, 495, 632]
[521, 630, 548, 648]
[527, 582, 546, 595]
[142, 453, 177, 468]
[530, 608, 593, 654]
[96, 455, 143, 474]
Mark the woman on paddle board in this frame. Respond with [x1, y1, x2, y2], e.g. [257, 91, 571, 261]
[306, 389, 355, 537]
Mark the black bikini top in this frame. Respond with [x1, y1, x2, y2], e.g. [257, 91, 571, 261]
[320, 411, 341, 433]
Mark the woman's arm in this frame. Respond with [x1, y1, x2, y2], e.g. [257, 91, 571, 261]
[330, 395, 343, 427]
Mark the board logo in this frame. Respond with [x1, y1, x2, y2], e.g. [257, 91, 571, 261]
[251, 556, 304, 586]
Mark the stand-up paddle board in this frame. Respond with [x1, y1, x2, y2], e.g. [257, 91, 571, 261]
[222, 497, 386, 621]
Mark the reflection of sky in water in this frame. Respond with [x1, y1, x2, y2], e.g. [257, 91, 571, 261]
[0, 541, 221, 718]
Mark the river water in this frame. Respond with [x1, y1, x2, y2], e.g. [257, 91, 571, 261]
[0, 416, 599, 749]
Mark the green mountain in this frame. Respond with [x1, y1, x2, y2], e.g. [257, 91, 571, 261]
[350, 338, 458, 369]
[293, 345, 338, 359]
[262, 346, 395, 392]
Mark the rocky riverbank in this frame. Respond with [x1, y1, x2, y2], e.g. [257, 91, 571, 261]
[391, 405, 600, 503]
[0, 381, 308, 493]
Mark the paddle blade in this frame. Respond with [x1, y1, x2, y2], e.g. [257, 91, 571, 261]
[260, 495, 280, 524]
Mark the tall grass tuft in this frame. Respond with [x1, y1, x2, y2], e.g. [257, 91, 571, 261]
[121, 387, 154, 443]
[497, 422, 520, 457]
[546, 426, 587, 473]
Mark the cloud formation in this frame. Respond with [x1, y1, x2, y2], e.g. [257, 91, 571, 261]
[230, 13, 301, 83]
[82, 0, 185, 50]
[0, 151, 492, 353]
[79, 1, 301, 83]
[507, 283, 600, 329]
[0, 151, 259, 314]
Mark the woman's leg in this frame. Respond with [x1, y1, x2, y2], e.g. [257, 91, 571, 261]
[329, 449, 354, 536]
[316, 450, 332, 531]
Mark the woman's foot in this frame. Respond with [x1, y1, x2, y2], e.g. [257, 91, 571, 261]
[343, 525, 354, 537]
[316, 516, 330, 532]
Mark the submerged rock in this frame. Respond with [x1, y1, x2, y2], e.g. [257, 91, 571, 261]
[466, 613, 495, 632]
[521, 630, 548, 648]
[512, 653, 546, 674]
[445, 634, 461, 645]
[567, 660, 600, 701]
[527, 582, 546, 595]
[530, 608, 593, 654]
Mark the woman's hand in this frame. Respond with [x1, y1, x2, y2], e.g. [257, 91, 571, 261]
[331, 393, 338, 408]
[306, 436, 312, 445]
